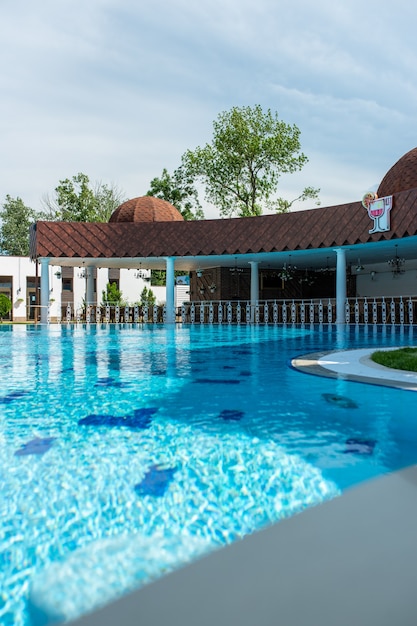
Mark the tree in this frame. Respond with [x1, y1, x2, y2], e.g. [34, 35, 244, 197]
[268, 187, 321, 213]
[147, 167, 204, 220]
[0, 294, 12, 322]
[140, 286, 156, 306]
[150, 270, 189, 286]
[0, 195, 36, 255]
[182, 105, 320, 217]
[41, 173, 126, 222]
[93, 181, 126, 222]
[151, 270, 166, 286]
[101, 282, 124, 306]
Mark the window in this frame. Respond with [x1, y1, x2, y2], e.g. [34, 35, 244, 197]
[62, 278, 73, 292]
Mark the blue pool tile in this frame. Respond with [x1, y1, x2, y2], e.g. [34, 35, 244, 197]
[134, 465, 177, 497]
[94, 377, 125, 388]
[194, 379, 240, 384]
[322, 393, 358, 409]
[78, 414, 123, 427]
[344, 438, 376, 455]
[219, 409, 245, 422]
[78, 407, 158, 430]
[129, 408, 158, 429]
[0, 390, 30, 404]
[15, 437, 56, 457]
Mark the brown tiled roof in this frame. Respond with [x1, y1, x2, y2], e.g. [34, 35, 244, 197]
[377, 147, 417, 198]
[109, 196, 184, 223]
[30, 188, 417, 261]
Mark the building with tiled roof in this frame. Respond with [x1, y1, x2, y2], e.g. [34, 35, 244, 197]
[27, 147, 417, 324]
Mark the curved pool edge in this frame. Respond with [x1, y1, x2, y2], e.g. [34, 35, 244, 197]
[291, 347, 417, 391]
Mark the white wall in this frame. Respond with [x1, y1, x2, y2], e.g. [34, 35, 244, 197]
[119, 268, 152, 305]
[0, 256, 38, 321]
[355, 261, 417, 298]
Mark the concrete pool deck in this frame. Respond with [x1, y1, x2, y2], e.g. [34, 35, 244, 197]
[292, 346, 417, 390]
[69, 349, 417, 626]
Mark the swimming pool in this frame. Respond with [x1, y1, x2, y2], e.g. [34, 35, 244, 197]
[1, 323, 417, 625]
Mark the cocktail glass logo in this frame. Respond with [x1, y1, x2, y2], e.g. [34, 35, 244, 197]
[362, 192, 393, 234]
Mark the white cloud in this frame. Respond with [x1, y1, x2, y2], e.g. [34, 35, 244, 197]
[1, 0, 417, 216]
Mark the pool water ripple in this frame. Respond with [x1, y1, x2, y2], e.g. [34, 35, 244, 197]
[1, 323, 417, 625]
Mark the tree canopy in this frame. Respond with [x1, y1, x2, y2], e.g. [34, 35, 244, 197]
[41, 173, 126, 222]
[147, 167, 204, 220]
[0, 195, 36, 255]
[181, 104, 320, 217]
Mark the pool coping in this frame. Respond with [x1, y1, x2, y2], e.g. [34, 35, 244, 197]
[291, 346, 417, 390]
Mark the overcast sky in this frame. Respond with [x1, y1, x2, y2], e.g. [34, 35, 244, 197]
[2, 0, 416, 219]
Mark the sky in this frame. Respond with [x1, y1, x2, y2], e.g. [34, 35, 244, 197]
[1, 0, 417, 219]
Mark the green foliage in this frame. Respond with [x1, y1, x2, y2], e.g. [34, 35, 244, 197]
[267, 187, 321, 213]
[93, 181, 126, 222]
[150, 270, 188, 286]
[371, 347, 417, 372]
[140, 286, 156, 306]
[0, 195, 35, 255]
[147, 167, 204, 220]
[101, 282, 124, 305]
[182, 104, 320, 217]
[41, 173, 126, 222]
[151, 270, 166, 286]
[0, 294, 12, 321]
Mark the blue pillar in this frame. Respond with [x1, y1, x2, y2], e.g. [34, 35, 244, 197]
[335, 248, 347, 324]
[40, 258, 50, 324]
[165, 257, 175, 324]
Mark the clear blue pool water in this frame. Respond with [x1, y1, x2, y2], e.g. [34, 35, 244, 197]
[1, 323, 417, 625]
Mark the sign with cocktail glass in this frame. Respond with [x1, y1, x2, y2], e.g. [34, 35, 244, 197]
[362, 192, 393, 234]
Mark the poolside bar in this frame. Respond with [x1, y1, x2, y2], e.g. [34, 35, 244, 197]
[4, 146, 416, 326]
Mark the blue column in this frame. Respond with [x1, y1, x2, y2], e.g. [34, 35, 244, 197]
[335, 248, 347, 324]
[165, 257, 175, 324]
[249, 261, 259, 323]
[40, 258, 50, 324]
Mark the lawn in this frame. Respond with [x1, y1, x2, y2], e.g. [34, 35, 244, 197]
[371, 347, 417, 372]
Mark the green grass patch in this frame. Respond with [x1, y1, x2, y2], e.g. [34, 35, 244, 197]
[371, 347, 417, 372]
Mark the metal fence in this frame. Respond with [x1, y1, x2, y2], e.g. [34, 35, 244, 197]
[53, 297, 417, 326]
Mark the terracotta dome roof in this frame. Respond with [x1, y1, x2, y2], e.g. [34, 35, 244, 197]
[377, 147, 417, 197]
[109, 196, 184, 223]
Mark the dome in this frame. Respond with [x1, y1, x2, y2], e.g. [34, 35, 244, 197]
[377, 147, 417, 197]
[109, 196, 184, 223]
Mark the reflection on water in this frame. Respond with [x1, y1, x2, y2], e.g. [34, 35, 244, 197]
[1, 323, 417, 625]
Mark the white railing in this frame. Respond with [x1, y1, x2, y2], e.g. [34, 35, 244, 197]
[54, 297, 417, 326]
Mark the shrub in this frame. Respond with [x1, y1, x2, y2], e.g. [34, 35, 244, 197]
[0, 294, 12, 322]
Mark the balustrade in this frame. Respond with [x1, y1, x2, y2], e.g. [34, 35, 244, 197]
[56, 297, 417, 326]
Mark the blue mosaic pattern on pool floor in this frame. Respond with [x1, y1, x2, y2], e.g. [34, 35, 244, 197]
[134, 465, 178, 497]
[15, 437, 56, 456]
[344, 438, 377, 455]
[322, 393, 359, 408]
[78, 407, 158, 429]
[1, 323, 417, 625]
[0, 390, 30, 403]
